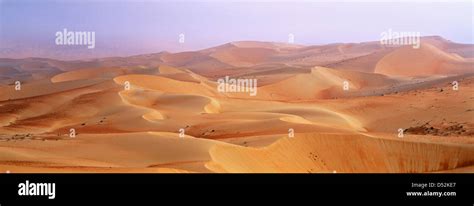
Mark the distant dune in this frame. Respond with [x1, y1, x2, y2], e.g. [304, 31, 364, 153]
[0, 36, 473, 173]
[258, 66, 400, 100]
[375, 43, 473, 77]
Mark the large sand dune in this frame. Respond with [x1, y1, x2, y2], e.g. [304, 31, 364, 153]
[208, 133, 474, 173]
[258, 66, 400, 100]
[0, 37, 473, 173]
[375, 43, 473, 77]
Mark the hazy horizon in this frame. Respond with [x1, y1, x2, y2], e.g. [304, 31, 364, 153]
[1, 0, 472, 60]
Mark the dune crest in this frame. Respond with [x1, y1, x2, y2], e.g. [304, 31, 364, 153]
[1, 37, 473, 173]
[208, 133, 474, 173]
[258, 66, 399, 100]
[375, 43, 473, 77]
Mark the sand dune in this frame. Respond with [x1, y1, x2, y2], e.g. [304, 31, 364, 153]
[0, 132, 227, 173]
[258, 66, 399, 100]
[325, 49, 394, 73]
[0, 78, 106, 101]
[207, 133, 474, 173]
[209, 46, 277, 67]
[228, 41, 304, 50]
[0, 37, 473, 173]
[375, 43, 473, 77]
[51, 67, 126, 83]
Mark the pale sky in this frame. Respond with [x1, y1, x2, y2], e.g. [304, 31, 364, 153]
[0, 0, 472, 59]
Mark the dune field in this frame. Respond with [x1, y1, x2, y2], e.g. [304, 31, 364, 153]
[0, 36, 473, 173]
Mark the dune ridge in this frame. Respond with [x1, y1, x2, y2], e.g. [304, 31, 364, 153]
[0, 37, 473, 173]
[208, 133, 474, 173]
[375, 43, 473, 77]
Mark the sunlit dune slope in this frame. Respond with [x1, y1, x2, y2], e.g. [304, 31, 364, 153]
[375, 43, 473, 77]
[0, 132, 227, 173]
[208, 133, 474, 173]
[258, 66, 399, 100]
[0, 37, 473, 173]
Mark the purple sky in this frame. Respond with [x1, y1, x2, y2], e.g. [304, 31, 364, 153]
[0, 0, 472, 59]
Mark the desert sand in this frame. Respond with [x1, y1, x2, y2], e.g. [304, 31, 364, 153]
[0, 36, 473, 173]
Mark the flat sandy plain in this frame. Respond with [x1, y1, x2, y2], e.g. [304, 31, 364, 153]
[0, 36, 473, 173]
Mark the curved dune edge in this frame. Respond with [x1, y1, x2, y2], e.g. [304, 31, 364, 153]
[1, 38, 473, 174]
[265, 104, 367, 132]
[111, 66, 405, 102]
[113, 74, 219, 97]
[374, 43, 474, 77]
[0, 132, 231, 173]
[258, 66, 400, 100]
[117, 89, 221, 122]
[278, 112, 365, 133]
[142, 111, 166, 122]
[117, 90, 167, 122]
[112, 72, 367, 133]
[206, 133, 474, 173]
